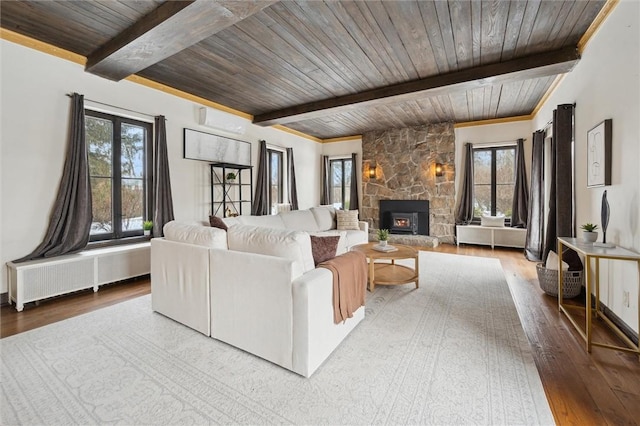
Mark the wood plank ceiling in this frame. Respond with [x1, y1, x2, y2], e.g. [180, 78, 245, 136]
[1, 0, 606, 140]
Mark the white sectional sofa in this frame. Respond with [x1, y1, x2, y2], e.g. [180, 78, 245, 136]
[151, 206, 368, 377]
[222, 205, 368, 250]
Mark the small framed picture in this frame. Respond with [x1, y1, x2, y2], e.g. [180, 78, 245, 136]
[586, 119, 612, 188]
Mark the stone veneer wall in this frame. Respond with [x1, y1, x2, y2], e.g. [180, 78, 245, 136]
[361, 122, 456, 244]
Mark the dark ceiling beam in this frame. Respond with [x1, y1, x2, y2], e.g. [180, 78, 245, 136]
[86, 0, 278, 81]
[253, 47, 580, 126]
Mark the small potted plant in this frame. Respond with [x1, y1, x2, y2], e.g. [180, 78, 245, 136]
[225, 172, 237, 183]
[377, 228, 389, 246]
[580, 223, 598, 243]
[143, 220, 153, 236]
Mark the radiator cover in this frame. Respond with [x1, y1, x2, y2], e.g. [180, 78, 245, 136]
[7, 242, 150, 311]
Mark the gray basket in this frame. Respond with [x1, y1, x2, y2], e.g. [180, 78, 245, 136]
[536, 263, 583, 298]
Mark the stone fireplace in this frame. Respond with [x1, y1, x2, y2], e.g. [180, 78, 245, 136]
[361, 122, 456, 244]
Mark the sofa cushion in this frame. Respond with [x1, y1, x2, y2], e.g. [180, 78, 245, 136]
[279, 210, 320, 232]
[209, 215, 228, 231]
[309, 235, 341, 266]
[236, 214, 286, 229]
[310, 206, 336, 231]
[163, 221, 228, 249]
[227, 225, 315, 278]
[336, 210, 360, 230]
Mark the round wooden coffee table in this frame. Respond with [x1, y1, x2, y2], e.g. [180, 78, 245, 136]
[351, 243, 419, 291]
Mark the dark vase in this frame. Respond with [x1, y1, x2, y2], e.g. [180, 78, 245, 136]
[601, 190, 610, 244]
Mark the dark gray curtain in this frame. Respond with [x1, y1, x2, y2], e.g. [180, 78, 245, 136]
[320, 155, 330, 205]
[252, 140, 270, 215]
[525, 130, 545, 261]
[152, 116, 174, 237]
[349, 152, 359, 210]
[543, 104, 576, 262]
[286, 147, 299, 210]
[455, 143, 474, 224]
[510, 138, 528, 228]
[14, 93, 92, 262]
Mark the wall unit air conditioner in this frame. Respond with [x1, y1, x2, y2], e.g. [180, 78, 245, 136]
[198, 107, 247, 135]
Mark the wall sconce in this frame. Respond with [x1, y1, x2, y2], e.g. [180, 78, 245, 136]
[435, 162, 444, 177]
[368, 162, 377, 179]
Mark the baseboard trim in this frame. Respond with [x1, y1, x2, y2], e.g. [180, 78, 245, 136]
[599, 302, 638, 346]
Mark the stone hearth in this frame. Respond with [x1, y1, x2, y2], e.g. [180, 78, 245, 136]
[361, 122, 456, 244]
[367, 232, 439, 248]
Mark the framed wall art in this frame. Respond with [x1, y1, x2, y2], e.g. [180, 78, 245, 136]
[586, 119, 612, 188]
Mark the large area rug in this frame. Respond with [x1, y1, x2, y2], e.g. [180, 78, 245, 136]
[1, 252, 554, 425]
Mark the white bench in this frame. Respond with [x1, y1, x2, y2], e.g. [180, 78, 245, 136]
[456, 225, 526, 249]
[6, 242, 150, 311]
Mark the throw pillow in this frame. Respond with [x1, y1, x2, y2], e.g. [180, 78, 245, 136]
[336, 209, 360, 230]
[209, 215, 228, 231]
[481, 214, 505, 227]
[310, 235, 340, 266]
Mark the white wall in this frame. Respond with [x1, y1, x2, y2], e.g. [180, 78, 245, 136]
[0, 39, 321, 294]
[531, 0, 639, 331]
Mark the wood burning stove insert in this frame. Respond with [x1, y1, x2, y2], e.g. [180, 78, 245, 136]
[379, 200, 429, 236]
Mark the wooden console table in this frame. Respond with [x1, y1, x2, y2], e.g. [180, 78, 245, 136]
[557, 237, 640, 359]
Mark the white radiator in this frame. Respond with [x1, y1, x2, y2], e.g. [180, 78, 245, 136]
[7, 242, 150, 311]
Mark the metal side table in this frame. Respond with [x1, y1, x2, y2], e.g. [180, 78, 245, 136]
[557, 237, 640, 359]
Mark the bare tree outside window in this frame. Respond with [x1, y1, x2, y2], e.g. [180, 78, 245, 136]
[329, 158, 352, 209]
[473, 146, 516, 220]
[86, 110, 151, 241]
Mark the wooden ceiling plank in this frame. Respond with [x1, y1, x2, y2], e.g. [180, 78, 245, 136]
[551, 1, 593, 49]
[221, 25, 330, 99]
[482, 86, 493, 117]
[351, 1, 411, 81]
[513, 1, 543, 57]
[488, 85, 502, 118]
[194, 32, 323, 105]
[433, 1, 460, 72]
[449, 91, 470, 123]
[258, 9, 354, 95]
[295, 1, 386, 88]
[364, 1, 419, 80]
[479, 0, 510, 65]
[85, 0, 277, 81]
[448, 1, 473, 70]
[471, 0, 482, 67]
[0, 2, 112, 55]
[275, 1, 373, 91]
[495, 80, 525, 117]
[522, 1, 565, 56]
[470, 87, 485, 121]
[545, 1, 578, 49]
[253, 46, 580, 126]
[500, 0, 528, 61]
[382, 1, 439, 79]
[324, 1, 397, 85]
[418, 1, 451, 74]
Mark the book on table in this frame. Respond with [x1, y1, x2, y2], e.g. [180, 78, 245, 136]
[373, 244, 398, 252]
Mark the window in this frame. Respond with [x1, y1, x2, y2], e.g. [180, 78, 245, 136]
[473, 146, 516, 221]
[267, 148, 283, 212]
[329, 158, 352, 209]
[86, 110, 152, 241]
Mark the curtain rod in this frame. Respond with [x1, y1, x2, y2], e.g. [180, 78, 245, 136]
[472, 138, 524, 147]
[66, 93, 161, 120]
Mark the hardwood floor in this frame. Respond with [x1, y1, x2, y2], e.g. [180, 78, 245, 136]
[1, 244, 638, 425]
